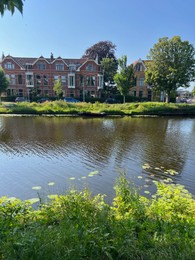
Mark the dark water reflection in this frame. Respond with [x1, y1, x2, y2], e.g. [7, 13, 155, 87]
[0, 116, 194, 202]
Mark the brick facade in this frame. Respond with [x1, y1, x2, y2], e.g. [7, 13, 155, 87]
[0, 54, 104, 100]
[131, 59, 152, 101]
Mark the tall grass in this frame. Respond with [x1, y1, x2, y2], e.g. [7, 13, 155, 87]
[1, 101, 195, 115]
[0, 173, 194, 259]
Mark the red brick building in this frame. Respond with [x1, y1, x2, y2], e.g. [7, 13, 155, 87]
[0, 53, 104, 100]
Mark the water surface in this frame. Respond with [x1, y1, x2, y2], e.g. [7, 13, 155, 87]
[0, 116, 194, 202]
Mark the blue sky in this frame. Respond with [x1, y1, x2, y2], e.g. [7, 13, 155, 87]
[1, 0, 195, 89]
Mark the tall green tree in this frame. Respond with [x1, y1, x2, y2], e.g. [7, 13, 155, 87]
[101, 57, 118, 97]
[145, 36, 195, 102]
[53, 78, 63, 100]
[101, 57, 117, 83]
[114, 55, 134, 103]
[0, 68, 9, 101]
[0, 0, 24, 16]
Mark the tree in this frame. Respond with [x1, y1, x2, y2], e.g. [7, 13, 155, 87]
[53, 79, 63, 100]
[192, 86, 195, 97]
[101, 57, 118, 83]
[101, 57, 118, 97]
[145, 36, 195, 102]
[0, 68, 9, 101]
[114, 55, 135, 103]
[82, 41, 117, 63]
[0, 0, 24, 16]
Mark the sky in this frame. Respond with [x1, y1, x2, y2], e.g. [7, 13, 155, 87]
[0, 0, 195, 89]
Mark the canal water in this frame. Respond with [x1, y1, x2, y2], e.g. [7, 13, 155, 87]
[0, 116, 194, 202]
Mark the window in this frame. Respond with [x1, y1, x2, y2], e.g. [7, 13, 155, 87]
[44, 90, 49, 96]
[18, 75, 22, 84]
[69, 64, 76, 72]
[69, 90, 74, 97]
[26, 74, 34, 86]
[44, 75, 48, 85]
[136, 64, 142, 71]
[139, 91, 143, 98]
[37, 62, 46, 70]
[132, 90, 136, 97]
[25, 64, 33, 70]
[86, 63, 96, 72]
[36, 75, 41, 85]
[18, 89, 23, 97]
[92, 76, 95, 86]
[86, 76, 90, 86]
[61, 75, 66, 83]
[90, 91, 95, 97]
[54, 75, 59, 81]
[7, 89, 16, 96]
[10, 74, 16, 85]
[86, 76, 96, 86]
[98, 75, 104, 89]
[56, 64, 64, 71]
[68, 74, 75, 87]
[4, 62, 15, 69]
[80, 75, 84, 86]
[134, 77, 137, 86]
[139, 77, 144, 87]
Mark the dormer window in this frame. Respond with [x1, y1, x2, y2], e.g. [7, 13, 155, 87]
[86, 63, 96, 72]
[56, 64, 64, 71]
[4, 62, 15, 69]
[136, 64, 142, 71]
[69, 64, 76, 71]
[37, 62, 46, 70]
[25, 64, 33, 70]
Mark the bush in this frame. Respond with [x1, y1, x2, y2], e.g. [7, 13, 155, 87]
[0, 173, 194, 259]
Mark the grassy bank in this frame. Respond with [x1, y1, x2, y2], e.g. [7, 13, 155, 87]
[1, 100, 195, 116]
[0, 173, 194, 259]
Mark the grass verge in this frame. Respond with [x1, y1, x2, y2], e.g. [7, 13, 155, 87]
[1, 101, 195, 116]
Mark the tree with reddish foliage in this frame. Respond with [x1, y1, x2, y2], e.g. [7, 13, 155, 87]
[82, 41, 117, 64]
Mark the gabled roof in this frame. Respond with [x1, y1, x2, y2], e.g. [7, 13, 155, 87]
[77, 58, 99, 71]
[1, 55, 31, 69]
[133, 58, 146, 69]
[1, 55, 96, 70]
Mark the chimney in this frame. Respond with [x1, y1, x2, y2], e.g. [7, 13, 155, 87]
[50, 52, 54, 61]
[1, 52, 5, 60]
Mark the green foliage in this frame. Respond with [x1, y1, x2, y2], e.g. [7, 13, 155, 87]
[145, 36, 195, 102]
[114, 55, 135, 103]
[0, 68, 9, 101]
[1, 100, 195, 116]
[192, 86, 195, 97]
[0, 0, 24, 16]
[53, 78, 63, 99]
[0, 174, 194, 259]
[101, 57, 118, 83]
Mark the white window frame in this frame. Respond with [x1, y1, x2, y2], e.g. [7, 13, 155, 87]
[68, 73, 75, 88]
[56, 64, 64, 71]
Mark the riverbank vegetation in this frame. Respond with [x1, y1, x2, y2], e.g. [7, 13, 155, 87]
[1, 100, 195, 116]
[0, 173, 194, 259]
